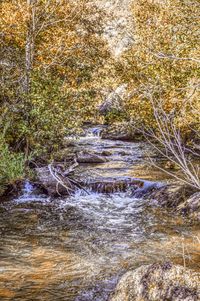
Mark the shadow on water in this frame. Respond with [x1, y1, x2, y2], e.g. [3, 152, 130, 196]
[0, 128, 199, 300]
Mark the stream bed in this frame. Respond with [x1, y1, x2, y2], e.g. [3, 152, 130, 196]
[0, 128, 199, 300]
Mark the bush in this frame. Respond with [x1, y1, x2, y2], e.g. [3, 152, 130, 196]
[0, 135, 26, 194]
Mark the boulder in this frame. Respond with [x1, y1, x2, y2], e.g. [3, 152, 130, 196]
[143, 184, 197, 208]
[76, 151, 108, 164]
[141, 184, 200, 221]
[177, 192, 200, 221]
[36, 166, 75, 196]
[110, 262, 200, 301]
[133, 181, 163, 198]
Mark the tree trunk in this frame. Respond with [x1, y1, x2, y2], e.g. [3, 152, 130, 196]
[24, 0, 35, 94]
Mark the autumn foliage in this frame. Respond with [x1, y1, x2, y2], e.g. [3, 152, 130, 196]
[1, 0, 110, 153]
[0, 0, 199, 191]
[117, 0, 199, 132]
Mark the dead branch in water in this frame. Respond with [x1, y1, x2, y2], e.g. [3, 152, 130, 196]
[48, 163, 75, 195]
[48, 160, 89, 195]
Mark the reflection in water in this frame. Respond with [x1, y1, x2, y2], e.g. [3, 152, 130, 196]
[0, 130, 199, 300]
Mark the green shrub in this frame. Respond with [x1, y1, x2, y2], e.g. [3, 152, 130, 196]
[0, 135, 26, 194]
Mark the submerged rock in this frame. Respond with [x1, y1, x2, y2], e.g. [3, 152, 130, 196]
[101, 150, 112, 156]
[110, 262, 200, 301]
[76, 151, 108, 163]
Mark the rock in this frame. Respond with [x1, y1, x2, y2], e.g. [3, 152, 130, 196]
[76, 151, 108, 163]
[36, 166, 75, 196]
[99, 84, 127, 115]
[133, 181, 163, 198]
[101, 122, 141, 141]
[101, 150, 112, 156]
[144, 184, 197, 208]
[110, 262, 200, 301]
[85, 176, 144, 193]
[118, 150, 130, 156]
[142, 184, 200, 221]
[177, 192, 200, 221]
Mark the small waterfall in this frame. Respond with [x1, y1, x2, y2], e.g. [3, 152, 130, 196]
[84, 177, 145, 194]
[22, 180, 34, 195]
[85, 126, 103, 138]
[16, 180, 49, 203]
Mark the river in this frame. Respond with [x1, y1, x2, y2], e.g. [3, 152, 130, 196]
[0, 127, 199, 300]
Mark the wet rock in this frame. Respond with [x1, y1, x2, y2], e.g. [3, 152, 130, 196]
[76, 151, 108, 164]
[144, 184, 197, 208]
[101, 150, 112, 156]
[118, 150, 131, 156]
[101, 122, 141, 141]
[110, 262, 200, 301]
[36, 166, 75, 196]
[133, 181, 163, 198]
[177, 192, 200, 221]
[86, 177, 144, 193]
[142, 184, 200, 221]
[1, 180, 24, 198]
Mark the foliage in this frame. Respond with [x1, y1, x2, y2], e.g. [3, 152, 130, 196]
[0, 135, 26, 193]
[116, 0, 199, 132]
[0, 0, 114, 191]
[0, 0, 199, 192]
[104, 109, 129, 124]
[0, 0, 111, 154]
[111, 0, 200, 189]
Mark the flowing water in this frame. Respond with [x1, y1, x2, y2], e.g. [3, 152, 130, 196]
[0, 127, 199, 301]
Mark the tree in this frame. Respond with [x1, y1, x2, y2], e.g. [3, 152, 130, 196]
[114, 0, 200, 189]
[116, 0, 199, 132]
[0, 0, 110, 153]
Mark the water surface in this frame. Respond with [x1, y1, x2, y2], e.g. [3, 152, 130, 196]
[0, 128, 199, 300]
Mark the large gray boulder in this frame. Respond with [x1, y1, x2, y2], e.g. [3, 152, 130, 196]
[141, 184, 200, 221]
[110, 262, 200, 301]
